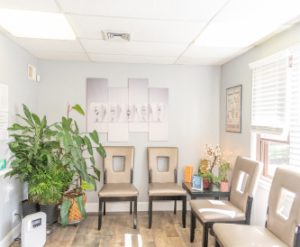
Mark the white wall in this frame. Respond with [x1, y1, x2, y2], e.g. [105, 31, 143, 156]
[0, 33, 39, 246]
[37, 61, 221, 210]
[220, 22, 300, 225]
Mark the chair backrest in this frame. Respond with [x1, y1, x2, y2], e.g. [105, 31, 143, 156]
[148, 147, 178, 183]
[266, 167, 300, 246]
[103, 146, 134, 184]
[230, 156, 262, 212]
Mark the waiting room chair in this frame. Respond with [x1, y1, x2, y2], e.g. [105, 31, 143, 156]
[147, 147, 187, 228]
[214, 167, 300, 247]
[98, 146, 138, 230]
[190, 156, 262, 247]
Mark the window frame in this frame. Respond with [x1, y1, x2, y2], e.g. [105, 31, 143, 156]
[256, 134, 290, 177]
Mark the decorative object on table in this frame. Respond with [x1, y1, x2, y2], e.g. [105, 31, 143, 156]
[192, 175, 203, 191]
[184, 165, 193, 183]
[199, 145, 222, 189]
[226, 85, 242, 133]
[199, 159, 209, 174]
[218, 161, 231, 192]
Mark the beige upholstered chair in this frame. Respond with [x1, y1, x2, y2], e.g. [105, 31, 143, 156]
[190, 156, 262, 247]
[147, 147, 187, 228]
[214, 167, 300, 247]
[98, 146, 138, 230]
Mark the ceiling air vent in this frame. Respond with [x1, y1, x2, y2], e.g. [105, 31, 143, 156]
[102, 31, 130, 42]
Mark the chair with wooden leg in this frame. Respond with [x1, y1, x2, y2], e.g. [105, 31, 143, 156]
[214, 167, 300, 247]
[98, 146, 138, 230]
[147, 147, 187, 228]
[190, 156, 262, 247]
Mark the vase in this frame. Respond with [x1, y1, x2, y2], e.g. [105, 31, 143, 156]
[203, 178, 211, 190]
[220, 181, 229, 192]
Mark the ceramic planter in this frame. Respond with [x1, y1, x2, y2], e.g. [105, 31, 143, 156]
[220, 181, 229, 192]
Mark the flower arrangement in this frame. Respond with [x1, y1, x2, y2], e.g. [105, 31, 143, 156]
[204, 144, 221, 172]
[199, 144, 230, 188]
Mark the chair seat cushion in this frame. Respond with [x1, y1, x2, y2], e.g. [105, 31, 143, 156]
[149, 183, 186, 196]
[190, 199, 245, 223]
[99, 183, 138, 198]
[213, 223, 288, 247]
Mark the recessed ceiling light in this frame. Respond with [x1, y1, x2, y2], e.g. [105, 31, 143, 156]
[0, 9, 75, 40]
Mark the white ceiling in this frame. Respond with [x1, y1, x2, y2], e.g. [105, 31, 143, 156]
[0, 0, 300, 65]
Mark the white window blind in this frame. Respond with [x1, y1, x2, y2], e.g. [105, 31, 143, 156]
[289, 46, 300, 167]
[250, 52, 290, 135]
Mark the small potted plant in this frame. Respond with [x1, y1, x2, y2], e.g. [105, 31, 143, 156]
[218, 161, 230, 192]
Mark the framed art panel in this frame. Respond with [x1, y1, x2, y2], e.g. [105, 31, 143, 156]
[226, 85, 242, 133]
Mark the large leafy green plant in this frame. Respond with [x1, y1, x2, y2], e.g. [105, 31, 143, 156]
[6, 105, 73, 204]
[55, 104, 106, 225]
[7, 104, 106, 208]
[7, 105, 58, 182]
[54, 104, 106, 191]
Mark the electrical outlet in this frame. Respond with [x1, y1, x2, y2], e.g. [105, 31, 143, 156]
[12, 210, 19, 225]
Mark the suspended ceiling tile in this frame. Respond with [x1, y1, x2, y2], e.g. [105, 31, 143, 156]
[177, 56, 225, 65]
[67, 14, 205, 44]
[89, 53, 176, 64]
[9, 37, 84, 53]
[58, 0, 228, 21]
[183, 46, 243, 58]
[81, 39, 185, 57]
[0, 0, 60, 12]
[195, 0, 300, 48]
[32, 51, 89, 61]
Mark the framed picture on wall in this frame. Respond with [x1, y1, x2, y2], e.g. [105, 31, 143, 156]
[226, 85, 242, 133]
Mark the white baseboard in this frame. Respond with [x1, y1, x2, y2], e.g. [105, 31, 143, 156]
[0, 224, 20, 247]
[86, 201, 191, 213]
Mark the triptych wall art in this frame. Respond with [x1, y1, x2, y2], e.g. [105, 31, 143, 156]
[86, 78, 168, 142]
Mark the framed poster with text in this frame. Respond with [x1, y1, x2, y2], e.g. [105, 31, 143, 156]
[226, 85, 242, 133]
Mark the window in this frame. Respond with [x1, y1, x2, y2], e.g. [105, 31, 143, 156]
[251, 46, 300, 177]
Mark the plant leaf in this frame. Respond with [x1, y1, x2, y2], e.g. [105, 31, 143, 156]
[91, 165, 100, 180]
[96, 145, 106, 158]
[60, 199, 72, 226]
[74, 195, 87, 219]
[31, 113, 41, 125]
[83, 136, 93, 155]
[22, 104, 34, 125]
[72, 104, 85, 116]
[89, 130, 99, 144]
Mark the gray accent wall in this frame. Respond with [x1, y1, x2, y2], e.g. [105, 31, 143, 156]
[0, 33, 38, 244]
[37, 61, 221, 204]
[220, 22, 300, 226]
